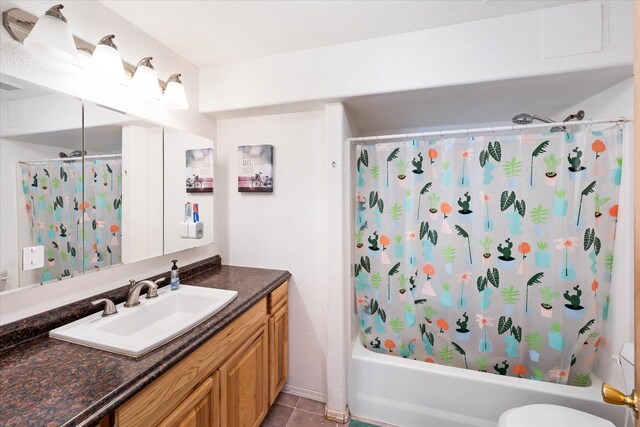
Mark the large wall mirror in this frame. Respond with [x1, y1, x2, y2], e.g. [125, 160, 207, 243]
[0, 74, 214, 294]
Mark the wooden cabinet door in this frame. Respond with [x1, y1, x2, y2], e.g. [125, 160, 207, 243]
[220, 324, 269, 427]
[158, 372, 220, 427]
[269, 303, 288, 405]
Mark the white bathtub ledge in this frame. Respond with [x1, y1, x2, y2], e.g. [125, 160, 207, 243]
[348, 339, 626, 427]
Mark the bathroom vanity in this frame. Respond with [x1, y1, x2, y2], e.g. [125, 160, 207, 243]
[115, 274, 289, 427]
[0, 257, 290, 426]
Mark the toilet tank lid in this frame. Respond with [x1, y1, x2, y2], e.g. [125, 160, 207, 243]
[620, 343, 634, 365]
[498, 404, 614, 427]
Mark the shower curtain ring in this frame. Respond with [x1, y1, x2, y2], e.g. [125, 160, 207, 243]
[585, 119, 593, 131]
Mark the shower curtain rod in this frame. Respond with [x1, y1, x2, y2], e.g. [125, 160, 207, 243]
[18, 154, 122, 164]
[347, 117, 631, 144]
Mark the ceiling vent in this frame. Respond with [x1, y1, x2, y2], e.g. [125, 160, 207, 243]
[0, 81, 22, 92]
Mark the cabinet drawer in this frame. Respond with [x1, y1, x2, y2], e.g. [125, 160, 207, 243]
[268, 280, 288, 314]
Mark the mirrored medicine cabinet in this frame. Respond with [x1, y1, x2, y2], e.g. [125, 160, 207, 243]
[0, 74, 214, 294]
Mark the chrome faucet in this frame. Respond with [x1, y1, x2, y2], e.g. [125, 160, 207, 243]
[124, 278, 165, 307]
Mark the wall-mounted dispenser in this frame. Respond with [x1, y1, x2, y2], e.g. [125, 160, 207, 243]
[180, 202, 203, 239]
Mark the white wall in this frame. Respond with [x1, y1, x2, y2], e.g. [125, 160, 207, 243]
[0, 0, 217, 324]
[121, 125, 164, 264]
[558, 78, 635, 393]
[200, 1, 633, 115]
[324, 103, 355, 417]
[216, 110, 328, 399]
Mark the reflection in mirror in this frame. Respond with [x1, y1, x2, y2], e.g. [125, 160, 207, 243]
[82, 102, 125, 275]
[164, 128, 214, 254]
[0, 75, 205, 296]
[83, 102, 163, 267]
[0, 74, 83, 292]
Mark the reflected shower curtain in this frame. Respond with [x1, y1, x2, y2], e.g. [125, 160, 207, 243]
[19, 156, 122, 282]
[354, 128, 623, 386]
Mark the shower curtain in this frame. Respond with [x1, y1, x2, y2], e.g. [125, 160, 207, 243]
[354, 128, 623, 386]
[19, 156, 122, 283]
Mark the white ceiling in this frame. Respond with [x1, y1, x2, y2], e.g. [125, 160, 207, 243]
[100, 0, 579, 68]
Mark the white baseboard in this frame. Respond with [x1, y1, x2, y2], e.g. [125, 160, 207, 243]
[325, 405, 350, 423]
[282, 384, 328, 403]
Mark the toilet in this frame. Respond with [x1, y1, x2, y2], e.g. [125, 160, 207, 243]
[498, 343, 635, 427]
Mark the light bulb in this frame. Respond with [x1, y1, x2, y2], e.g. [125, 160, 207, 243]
[87, 35, 125, 84]
[24, 4, 78, 63]
[162, 74, 189, 110]
[130, 57, 162, 99]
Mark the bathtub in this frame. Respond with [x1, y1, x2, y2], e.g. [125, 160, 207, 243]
[348, 338, 626, 427]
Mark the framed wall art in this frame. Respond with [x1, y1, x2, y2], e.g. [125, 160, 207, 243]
[238, 144, 273, 193]
[185, 148, 214, 193]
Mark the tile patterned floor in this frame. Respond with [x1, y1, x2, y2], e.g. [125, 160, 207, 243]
[261, 392, 396, 427]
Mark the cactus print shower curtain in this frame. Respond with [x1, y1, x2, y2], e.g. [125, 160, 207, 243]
[354, 128, 623, 386]
[19, 156, 122, 283]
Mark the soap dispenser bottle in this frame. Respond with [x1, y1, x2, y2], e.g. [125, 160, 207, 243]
[170, 260, 180, 290]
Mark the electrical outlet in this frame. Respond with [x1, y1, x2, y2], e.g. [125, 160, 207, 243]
[22, 245, 44, 270]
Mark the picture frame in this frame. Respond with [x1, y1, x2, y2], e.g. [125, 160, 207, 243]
[238, 144, 273, 193]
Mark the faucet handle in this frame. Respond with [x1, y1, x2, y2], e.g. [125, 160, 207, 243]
[91, 298, 118, 317]
[144, 278, 165, 299]
[129, 279, 136, 287]
[146, 290, 158, 299]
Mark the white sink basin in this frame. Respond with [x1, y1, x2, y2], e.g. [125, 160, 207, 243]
[50, 285, 238, 357]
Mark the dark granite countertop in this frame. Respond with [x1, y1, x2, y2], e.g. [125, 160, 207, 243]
[0, 261, 290, 427]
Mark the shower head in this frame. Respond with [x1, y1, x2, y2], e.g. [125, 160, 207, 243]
[59, 150, 86, 158]
[562, 110, 585, 123]
[512, 113, 534, 125]
[549, 110, 585, 133]
[512, 113, 567, 133]
[512, 113, 555, 125]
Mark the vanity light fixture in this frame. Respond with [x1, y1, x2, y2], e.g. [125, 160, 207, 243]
[23, 4, 78, 63]
[4, 7, 188, 109]
[162, 74, 189, 110]
[87, 35, 125, 83]
[130, 56, 162, 99]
